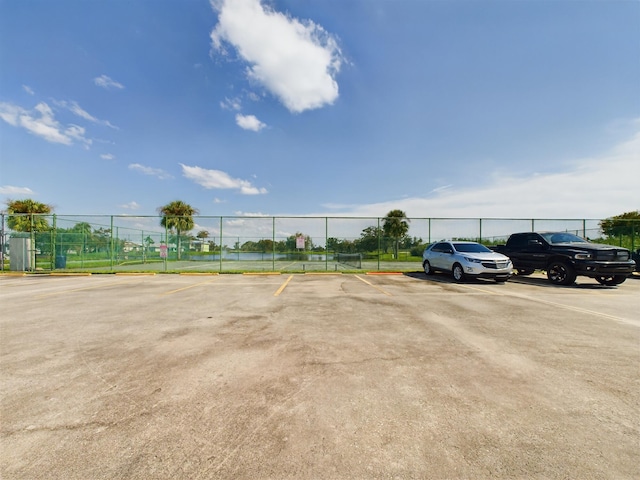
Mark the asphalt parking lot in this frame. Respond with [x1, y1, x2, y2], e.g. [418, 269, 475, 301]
[1, 272, 639, 479]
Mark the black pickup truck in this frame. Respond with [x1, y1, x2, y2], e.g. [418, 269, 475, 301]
[633, 249, 640, 272]
[491, 232, 636, 286]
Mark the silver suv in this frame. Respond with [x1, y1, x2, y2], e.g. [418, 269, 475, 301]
[422, 241, 513, 283]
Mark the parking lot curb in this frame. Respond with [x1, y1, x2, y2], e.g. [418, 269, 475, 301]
[179, 272, 220, 275]
[114, 272, 157, 276]
[49, 272, 92, 276]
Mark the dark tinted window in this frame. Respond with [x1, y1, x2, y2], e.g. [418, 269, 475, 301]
[508, 234, 528, 248]
[453, 243, 491, 253]
[540, 232, 587, 244]
[431, 242, 450, 253]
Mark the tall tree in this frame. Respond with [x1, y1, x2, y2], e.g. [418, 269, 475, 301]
[5, 198, 53, 232]
[158, 200, 199, 260]
[382, 210, 410, 258]
[358, 226, 382, 253]
[600, 211, 640, 238]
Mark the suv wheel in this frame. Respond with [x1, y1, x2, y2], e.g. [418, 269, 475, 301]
[423, 260, 433, 275]
[547, 260, 577, 286]
[452, 263, 465, 282]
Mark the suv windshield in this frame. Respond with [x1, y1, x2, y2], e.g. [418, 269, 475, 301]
[540, 233, 588, 244]
[453, 243, 491, 253]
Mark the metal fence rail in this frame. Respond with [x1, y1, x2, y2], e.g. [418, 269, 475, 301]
[1, 214, 637, 273]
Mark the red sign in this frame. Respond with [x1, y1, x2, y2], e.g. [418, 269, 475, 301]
[159, 244, 168, 258]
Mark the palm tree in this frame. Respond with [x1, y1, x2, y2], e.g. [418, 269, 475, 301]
[144, 236, 155, 248]
[157, 200, 198, 260]
[5, 198, 53, 232]
[382, 210, 410, 259]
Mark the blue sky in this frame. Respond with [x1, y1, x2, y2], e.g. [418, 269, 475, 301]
[1, 0, 638, 220]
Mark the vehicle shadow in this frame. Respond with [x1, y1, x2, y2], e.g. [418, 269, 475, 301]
[502, 274, 624, 290]
[403, 271, 512, 286]
[404, 271, 626, 289]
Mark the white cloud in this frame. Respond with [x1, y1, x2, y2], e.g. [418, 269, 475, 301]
[94, 74, 125, 90]
[55, 100, 119, 129]
[234, 211, 270, 217]
[119, 201, 141, 210]
[0, 185, 35, 195]
[180, 163, 268, 195]
[430, 185, 453, 194]
[211, 0, 344, 113]
[235, 113, 266, 131]
[327, 122, 640, 220]
[0, 101, 91, 146]
[22, 85, 35, 95]
[220, 97, 242, 111]
[128, 163, 173, 180]
[101, 153, 115, 160]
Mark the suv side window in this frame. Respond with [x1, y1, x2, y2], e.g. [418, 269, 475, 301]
[432, 242, 448, 253]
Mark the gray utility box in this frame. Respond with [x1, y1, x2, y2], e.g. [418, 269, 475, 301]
[9, 236, 32, 271]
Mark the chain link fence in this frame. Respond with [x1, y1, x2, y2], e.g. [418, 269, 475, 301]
[1, 214, 637, 273]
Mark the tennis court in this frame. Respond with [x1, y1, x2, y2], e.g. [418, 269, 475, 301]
[2, 272, 639, 479]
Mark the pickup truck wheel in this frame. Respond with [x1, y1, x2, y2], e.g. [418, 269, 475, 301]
[595, 275, 627, 286]
[516, 268, 535, 276]
[423, 260, 434, 275]
[546, 260, 576, 285]
[452, 263, 465, 282]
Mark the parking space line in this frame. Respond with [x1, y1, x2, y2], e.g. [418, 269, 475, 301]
[453, 284, 504, 296]
[506, 292, 632, 323]
[354, 275, 393, 296]
[274, 275, 294, 296]
[162, 278, 219, 295]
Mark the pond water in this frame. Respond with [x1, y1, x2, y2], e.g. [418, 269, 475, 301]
[190, 252, 329, 261]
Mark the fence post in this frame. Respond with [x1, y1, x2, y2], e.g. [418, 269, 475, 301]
[165, 223, 169, 272]
[219, 217, 223, 273]
[0, 213, 4, 271]
[51, 214, 57, 270]
[325, 217, 329, 271]
[30, 215, 35, 271]
[272, 216, 276, 272]
[110, 216, 114, 271]
[377, 217, 381, 271]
